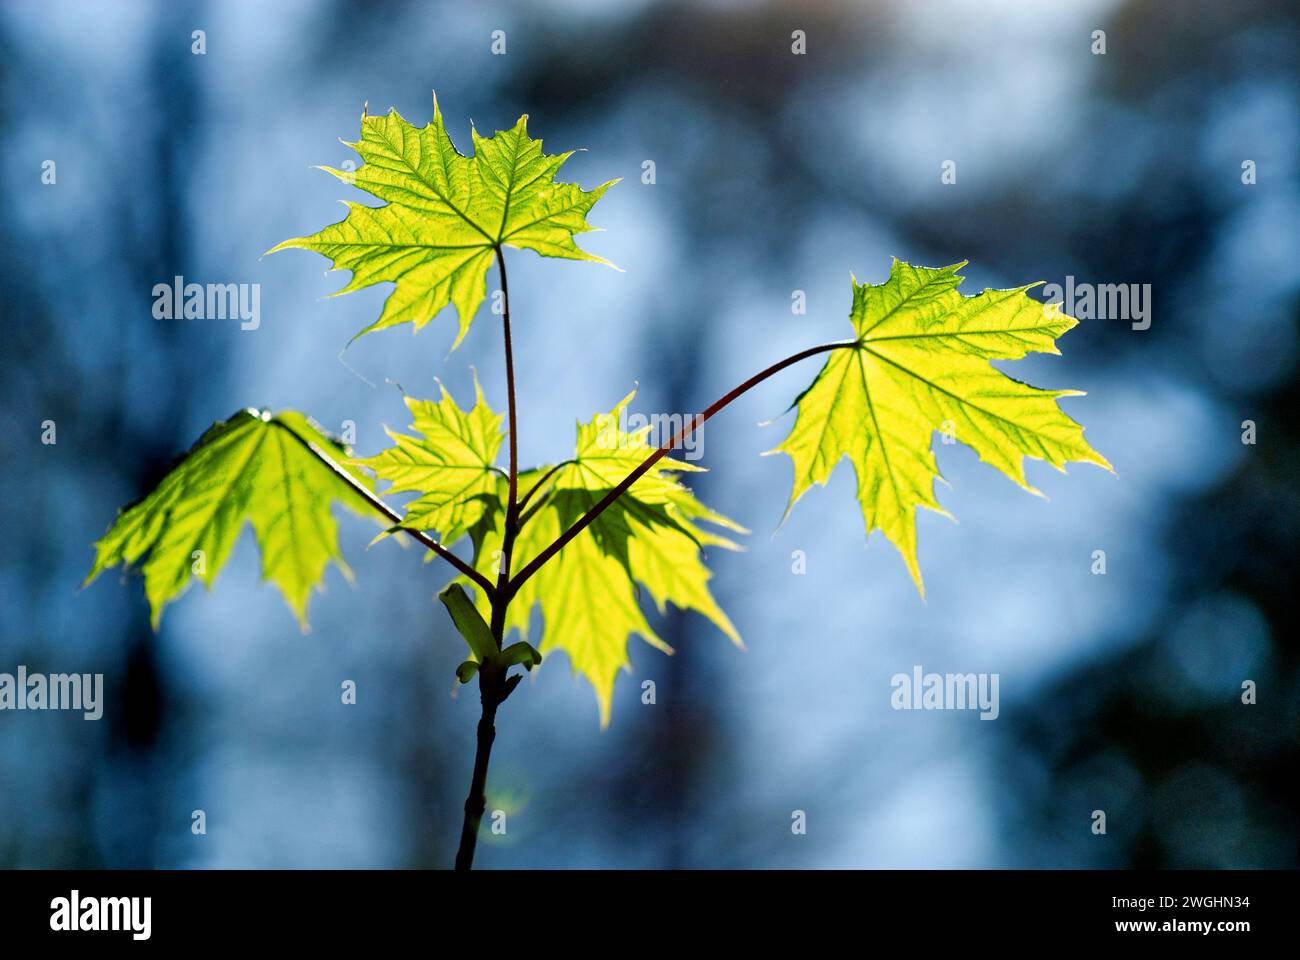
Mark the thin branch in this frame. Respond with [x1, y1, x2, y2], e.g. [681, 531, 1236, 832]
[454, 669, 502, 870]
[516, 494, 550, 530]
[506, 339, 857, 595]
[493, 246, 521, 621]
[515, 459, 576, 529]
[457, 246, 520, 872]
[272, 420, 496, 597]
[516, 459, 573, 513]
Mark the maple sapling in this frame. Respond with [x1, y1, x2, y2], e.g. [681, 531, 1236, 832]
[86, 97, 1110, 869]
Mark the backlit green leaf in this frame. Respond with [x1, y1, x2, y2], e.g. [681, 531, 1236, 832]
[268, 96, 618, 346]
[771, 260, 1112, 595]
[465, 394, 743, 726]
[84, 409, 376, 629]
[355, 380, 504, 544]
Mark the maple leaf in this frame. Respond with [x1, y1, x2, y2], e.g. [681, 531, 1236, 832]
[269, 96, 617, 346]
[771, 259, 1112, 595]
[354, 380, 504, 545]
[84, 410, 376, 629]
[463, 394, 743, 726]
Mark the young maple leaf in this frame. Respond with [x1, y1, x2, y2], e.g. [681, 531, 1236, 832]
[463, 394, 744, 727]
[269, 95, 618, 346]
[771, 259, 1112, 595]
[84, 410, 376, 629]
[353, 380, 505, 546]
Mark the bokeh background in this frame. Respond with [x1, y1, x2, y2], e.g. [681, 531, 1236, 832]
[1, 0, 1297, 869]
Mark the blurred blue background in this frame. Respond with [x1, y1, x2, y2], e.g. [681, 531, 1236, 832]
[1, 0, 1297, 868]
